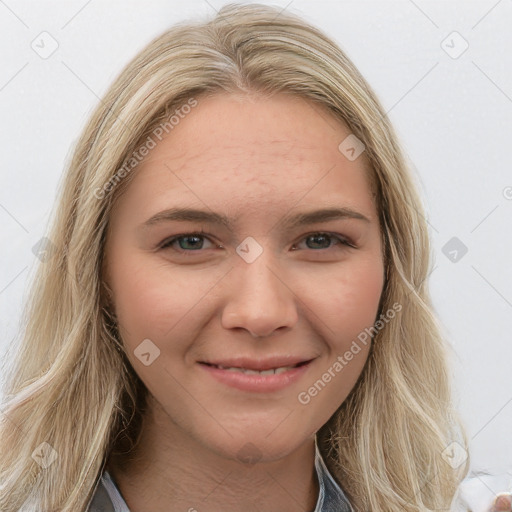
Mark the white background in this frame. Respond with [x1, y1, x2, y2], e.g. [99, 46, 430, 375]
[0, 0, 511, 481]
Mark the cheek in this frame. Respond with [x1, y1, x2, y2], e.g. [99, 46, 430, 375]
[107, 253, 198, 351]
[303, 256, 385, 346]
[296, 260, 383, 412]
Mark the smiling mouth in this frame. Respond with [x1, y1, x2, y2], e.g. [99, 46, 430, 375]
[200, 360, 309, 375]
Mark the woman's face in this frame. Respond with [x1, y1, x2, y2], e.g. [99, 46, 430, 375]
[104, 92, 385, 461]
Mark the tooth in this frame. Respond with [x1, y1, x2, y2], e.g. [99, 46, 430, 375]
[242, 369, 260, 375]
[215, 365, 296, 374]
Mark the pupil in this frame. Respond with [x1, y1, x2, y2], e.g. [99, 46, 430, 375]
[307, 234, 330, 249]
[180, 236, 203, 250]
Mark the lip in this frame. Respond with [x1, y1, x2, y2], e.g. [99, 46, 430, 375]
[198, 357, 315, 393]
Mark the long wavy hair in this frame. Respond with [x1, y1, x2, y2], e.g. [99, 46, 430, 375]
[0, 3, 469, 511]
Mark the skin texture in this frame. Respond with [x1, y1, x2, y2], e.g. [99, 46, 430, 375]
[104, 92, 385, 512]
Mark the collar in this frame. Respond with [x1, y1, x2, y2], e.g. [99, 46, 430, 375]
[313, 434, 353, 512]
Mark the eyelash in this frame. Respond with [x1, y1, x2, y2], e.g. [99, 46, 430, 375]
[158, 230, 356, 255]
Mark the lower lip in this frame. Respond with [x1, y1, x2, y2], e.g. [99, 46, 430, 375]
[198, 361, 313, 393]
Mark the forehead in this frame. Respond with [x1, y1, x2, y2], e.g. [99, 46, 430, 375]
[145, 92, 356, 167]
[113, 92, 376, 222]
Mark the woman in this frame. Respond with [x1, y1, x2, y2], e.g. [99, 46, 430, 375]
[0, 3, 470, 511]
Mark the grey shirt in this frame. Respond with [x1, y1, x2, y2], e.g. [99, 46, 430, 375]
[87, 437, 354, 512]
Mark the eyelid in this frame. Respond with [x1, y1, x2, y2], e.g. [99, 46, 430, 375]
[158, 230, 357, 252]
[296, 230, 357, 249]
[158, 230, 215, 250]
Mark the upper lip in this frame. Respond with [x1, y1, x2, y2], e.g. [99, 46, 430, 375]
[199, 355, 314, 371]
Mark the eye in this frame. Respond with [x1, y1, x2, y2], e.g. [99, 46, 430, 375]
[158, 231, 355, 256]
[159, 232, 215, 253]
[291, 232, 356, 251]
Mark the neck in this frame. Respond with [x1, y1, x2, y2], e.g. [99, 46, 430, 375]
[108, 400, 320, 512]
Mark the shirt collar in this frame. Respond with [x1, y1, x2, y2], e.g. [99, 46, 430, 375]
[313, 434, 354, 512]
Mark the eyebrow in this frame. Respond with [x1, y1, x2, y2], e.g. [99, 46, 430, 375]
[141, 206, 370, 231]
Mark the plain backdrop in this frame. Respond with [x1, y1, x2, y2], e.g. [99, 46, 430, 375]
[0, 0, 511, 479]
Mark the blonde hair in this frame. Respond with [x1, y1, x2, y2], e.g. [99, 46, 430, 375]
[0, 3, 469, 510]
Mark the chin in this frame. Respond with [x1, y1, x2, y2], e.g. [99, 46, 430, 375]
[198, 427, 313, 465]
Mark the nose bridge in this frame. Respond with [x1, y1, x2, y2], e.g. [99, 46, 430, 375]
[221, 245, 298, 337]
[238, 253, 283, 301]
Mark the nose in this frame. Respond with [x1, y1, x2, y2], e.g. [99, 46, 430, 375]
[221, 253, 299, 338]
